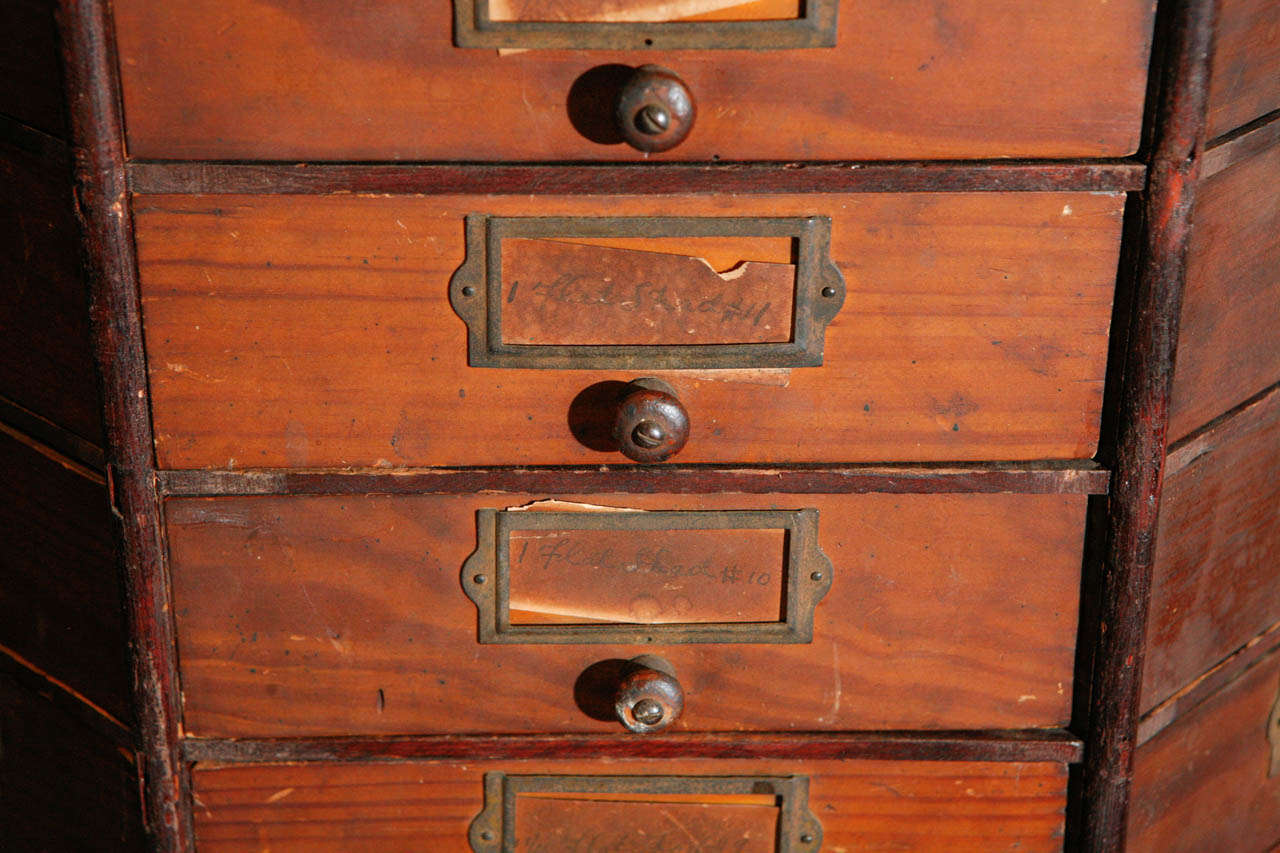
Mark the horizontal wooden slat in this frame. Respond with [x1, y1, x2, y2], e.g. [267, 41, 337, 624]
[158, 461, 1110, 497]
[126, 160, 1149, 195]
[1203, 109, 1280, 178]
[192, 757, 1069, 852]
[183, 730, 1083, 764]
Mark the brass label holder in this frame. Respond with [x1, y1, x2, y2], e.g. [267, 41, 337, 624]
[468, 772, 823, 852]
[461, 508, 832, 645]
[453, 0, 839, 50]
[449, 214, 846, 370]
[1269, 676, 1280, 778]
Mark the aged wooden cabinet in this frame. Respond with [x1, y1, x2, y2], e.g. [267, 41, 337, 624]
[1, 0, 1276, 849]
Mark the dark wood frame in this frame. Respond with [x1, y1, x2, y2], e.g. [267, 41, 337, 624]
[54, 0, 1226, 848]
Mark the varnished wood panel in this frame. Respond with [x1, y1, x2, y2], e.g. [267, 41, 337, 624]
[0, 136, 103, 444]
[192, 758, 1068, 852]
[0, 674, 144, 852]
[111, 0, 1155, 161]
[0, 0, 66, 138]
[167, 492, 1084, 737]
[1206, 0, 1280, 140]
[1130, 647, 1280, 852]
[0, 429, 131, 723]
[135, 192, 1122, 468]
[1143, 387, 1280, 712]
[1168, 131, 1280, 441]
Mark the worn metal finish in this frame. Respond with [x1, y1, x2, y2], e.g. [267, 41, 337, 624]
[462, 508, 832, 644]
[453, 0, 838, 50]
[450, 215, 845, 370]
[468, 772, 822, 853]
[615, 656, 685, 733]
[1077, 0, 1218, 849]
[55, 0, 194, 849]
[613, 378, 691, 463]
[617, 65, 696, 152]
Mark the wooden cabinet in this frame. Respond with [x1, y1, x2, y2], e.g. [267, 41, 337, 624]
[3, 0, 1276, 850]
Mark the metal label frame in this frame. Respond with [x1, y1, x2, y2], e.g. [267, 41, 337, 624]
[453, 0, 839, 50]
[449, 215, 846, 370]
[461, 508, 832, 644]
[469, 772, 823, 852]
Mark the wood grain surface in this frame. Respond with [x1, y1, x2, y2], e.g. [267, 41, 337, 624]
[0, 133, 102, 445]
[1129, 646, 1280, 852]
[0, 0, 67, 138]
[167, 491, 1084, 737]
[135, 192, 1122, 468]
[0, 673, 144, 852]
[1168, 138, 1280, 441]
[1142, 385, 1280, 712]
[0, 429, 131, 723]
[1206, 0, 1280, 140]
[191, 757, 1068, 852]
[111, 0, 1155, 161]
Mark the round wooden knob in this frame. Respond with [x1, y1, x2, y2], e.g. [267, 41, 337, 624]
[615, 65, 696, 153]
[615, 656, 684, 734]
[612, 378, 690, 463]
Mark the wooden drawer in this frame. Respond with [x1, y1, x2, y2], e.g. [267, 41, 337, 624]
[111, 0, 1155, 161]
[136, 191, 1122, 468]
[167, 491, 1084, 737]
[1131, 643, 1280, 852]
[191, 757, 1069, 852]
[1143, 387, 1280, 714]
[1206, 0, 1280, 140]
[1168, 137, 1280, 442]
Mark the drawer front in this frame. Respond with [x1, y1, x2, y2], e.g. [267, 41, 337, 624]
[1143, 387, 1280, 713]
[167, 492, 1084, 737]
[1131, 644, 1280, 852]
[1169, 139, 1280, 442]
[192, 758, 1069, 852]
[112, 0, 1154, 161]
[1206, 0, 1280, 140]
[135, 192, 1121, 468]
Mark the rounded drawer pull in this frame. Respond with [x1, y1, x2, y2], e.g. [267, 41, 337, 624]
[612, 378, 690, 463]
[615, 65, 696, 153]
[614, 655, 684, 734]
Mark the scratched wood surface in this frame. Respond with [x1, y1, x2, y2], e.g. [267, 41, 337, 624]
[1142, 386, 1280, 713]
[1129, 646, 1280, 852]
[0, 136, 103, 445]
[166, 491, 1083, 736]
[1168, 139, 1280, 442]
[0, 430, 131, 723]
[135, 192, 1122, 468]
[191, 758, 1068, 851]
[110, 0, 1154, 160]
[1206, 0, 1280, 140]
